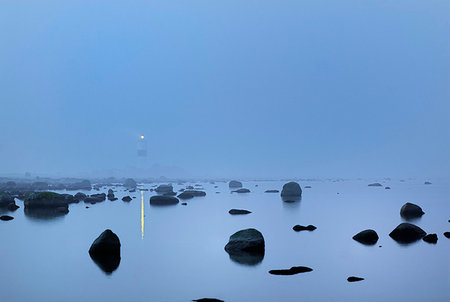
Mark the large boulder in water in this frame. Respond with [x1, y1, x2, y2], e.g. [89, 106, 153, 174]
[389, 223, 426, 243]
[24, 192, 69, 212]
[89, 229, 121, 274]
[0, 191, 15, 207]
[400, 202, 425, 220]
[281, 182, 302, 197]
[155, 184, 174, 194]
[84, 193, 106, 204]
[224, 228, 265, 265]
[228, 180, 243, 188]
[352, 229, 379, 245]
[150, 195, 179, 206]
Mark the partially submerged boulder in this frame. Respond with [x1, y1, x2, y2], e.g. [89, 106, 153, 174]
[89, 229, 121, 274]
[84, 193, 106, 204]
[281, 182, 302, 197]
[293, 225, 316, 232]
[269, 266, 312, 275]
[347, 276, 364, 282]
[232, 188, 250, 193]
[0, 191, 15, 207]
[368, 183, 383, 187]
[24, 192, 69, 213]
[122, 196, 132, 202]
[352, 229, 379, 245]
[423, 234, 438, 244]
[265, 190, 279, 193]
[150, 195, 179, 206]
[229, 209, 252, 215]
[225, 228, 264, 265]
[400, 202, 424, 220]
[0, 215, 14, 221]
[389, 223, 426, 243]
[228, 180, 243, 188]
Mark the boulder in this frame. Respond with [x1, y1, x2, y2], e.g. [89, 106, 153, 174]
[89, 229, 121, 274]
[155, 184, 174, 194]
[122, 196, 132, 202]
[0, 215, 14, 221]
[232, 188, 250, 193]
[400, 202, 424, 219]
[0, 191, 15, 207]
[184, 190, 206, 197]
[385, 186, 391, 190]
[389, 223, 426, 243]
[74, 192, 87, 202]
[444, 232, 450, 238]
[265, 190, 279, 193]
[352, 229, 379, 245]
[424, 181, 432, 185]
[422, 234, 438, 244]
[228, 180, 243, 188]
[7, 203, 19, 211]
[84, 193, 106, 204]
[347, 276, 364, 282]
[281, 182, 302, 197]
[178, 192, 194, 200]
[163, 191, 177, 196]
[24, 192, 69, 212]
[293, 225, 316, 232]
[269, 266, 313, 275]
[192, 299, 224, 302]
[368, 183, 383, 187]
[150, 195, 179, 206]
[229, 209, 252, 215]
[224, 228, 265, 265]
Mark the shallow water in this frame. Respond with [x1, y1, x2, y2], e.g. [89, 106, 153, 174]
[1, 180, 449, 302]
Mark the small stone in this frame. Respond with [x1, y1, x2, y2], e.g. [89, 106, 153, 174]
[0, 215, 14, 221]
[293, 225, 316, 232]
[347, 276, 364, 282]
[422, 234, 438, 244]
[269, 266, 313, 275]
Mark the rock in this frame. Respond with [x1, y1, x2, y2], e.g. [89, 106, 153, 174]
[7, 203, 19, 211]
[24, 192, 69, 212]
[184, 190, 206, 197]
[269, 266, 313, 275]
[122, 196, 132, 202]
[0, 215, 14, 221]
[150, 195, 179, 206]
[347, 276, 364, 282]
[229, 209, 252, 215]
[368, 183, 382, 187]
[385, 186, 391, 189]
[123, 178, 137, 189]
[181, 202, 187, 206]
[281, 182, 302, 197]
[232, 188, 250, 193]
[304, 186, 312, 189]
[352, 229, 379, 245]
[264, 190, 279, 193]
[129, 189, 136, 193]
[186, 186, 194, 190]
[84, 193, 106, 204]
[424, 181, 432, 185]
[293, 225, 316, 232]
[0, 191, 15, 207]
[389, 223, 426, 243]
[192, 299, 224, 302]
[400, 202, 425, 219]
[61, 194, 74, 204]
[178, 192, 194, 200]
[422, 234, 438, 244]
[74, 192, 87, 201]
[228, 180, 243, 188]
[444, 232, 450, 238]
[89, 229, 121, 274]
[224, 228, 265, 265]
[155, 184, 174, 194]
[107, 189, 116, 201]
[163, 191, 177, 196]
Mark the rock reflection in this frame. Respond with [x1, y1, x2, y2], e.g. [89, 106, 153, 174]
[24, 207, 67, 221]
[228, 251, 264, 266]
[89, 253, 121, 274]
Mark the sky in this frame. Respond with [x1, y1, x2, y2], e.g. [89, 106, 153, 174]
[0, 0, 449, 179]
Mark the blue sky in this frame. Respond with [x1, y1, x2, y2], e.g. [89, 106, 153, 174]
[0, 1, 449, 178]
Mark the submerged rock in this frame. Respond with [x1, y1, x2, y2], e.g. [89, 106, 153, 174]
[122, 196, 132, 202]
[225, 228, 264, 265]
[389, 223, 426, 243]
[192, 299, 224, 302]
[347, 276, 364, 282]
[229, 209, 252, 215]
[444, 232, 450, 238]
[228, 180, 243, 188]
[281, 182, 302, 197]
[89, 229, 121, 274]
[385, 186, 391, 190]
[423, 234, 438, 244]
[293, 225, 316, 232]
[150, 195, 179, 206]
[400, 202, 424, 219]
[0, 215, 14, 221]
[368, 183, 383, 187]
[232, 188, 250, 193]
[352, 229, 379, 245]
[304, 186, 312, 189]
[424, 181, 432, 185]
[264, 190, 279, 193]
[269, 266, 313, 275]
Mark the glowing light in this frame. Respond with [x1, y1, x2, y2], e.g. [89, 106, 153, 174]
[140, 135, 144, 140]
[141, 190, 144, 239]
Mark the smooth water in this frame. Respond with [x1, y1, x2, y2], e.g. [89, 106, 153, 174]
[1, 180, 449, 301]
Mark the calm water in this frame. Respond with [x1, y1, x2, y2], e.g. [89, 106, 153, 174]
[1, 180, 449, 301]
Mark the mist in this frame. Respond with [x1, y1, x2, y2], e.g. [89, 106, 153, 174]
[1, 0, 449, 179]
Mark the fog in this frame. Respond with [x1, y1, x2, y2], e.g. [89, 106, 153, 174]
[1, 0, 449, 179]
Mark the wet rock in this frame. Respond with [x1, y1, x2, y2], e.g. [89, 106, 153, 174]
[84, 193, 106, 204]
[389, 223, 426, 243]
[422, 234, 438, 244]
[0, 191, 15, 207]
[89, 229, 121, 274]
[225, 228, 264, 265]
[7, 203, 19, 211]
[181, 202, 187, 206]
[347, 276, 364, 282]
[424, 181, 432, 185]
[281, 182, 302, 197]
[400, 202, 425, 220]
[385, 186, 391, 189]
[232, 188, 250, 193]
[155, 184, 174, 194]
[192, 299, 224, 302]
[352, 229, 379, 245]
[368, 183, 382, 187]
[269, 266, 313, 275]
[122, 196, 132, 202]
[0, 215, 14, 221]
[304, 186, 312, 189]
[178, 192, 194, 200]
[293, 225, 316, 232]
[163, 191, 177, 196]
[444, 232, 450, 238]
[74, 192, 87, 202]
[228, 180, 243, 188]
[229, 209, 252, 215]
[265, 190, 279, 193]
[186, 186, 194, 190]
[24, 192, 69, 212]
[184, 190, 206, 197]
[150, 195, 179, 206]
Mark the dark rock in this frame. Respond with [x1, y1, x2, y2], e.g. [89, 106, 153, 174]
[186, 186, 194, 190]
[368, 183, 382, 187]
[163, 191, 177, 196]
[184, 190, 206, 197]
[444, 232, 450, 238]
[385, 186, 391, 189]
[122, 196, 132, 202]
[178, 192, 194, 200]
[225, 228, 265, 265]
[192, 299, 224, 302]
[423, 234, 438, 244]
[347, 276, 364, 282]
[281, 182, 302, 197]
[0, 215, 14, 221]
[352, 229, 379, 245]
[155, 184, 173, 194]
[304, 186, 312, 189]
[61, 194, 74, 204]
[389, 223, 426, 243]
[7, 203, 19, 211]
[24, 192, 69, 212]
[84, 193, 106, 204]
[89, 229, 121, 274]
[74, 192, 87, 201]
[232, 188, 250, 193]
[0, 191, 15, 207]
[229, 209, 252, 215]
[264, 190, 279, 193]
[424, 181, 432, 185]
[269, 266, 313, 275]
[228, 180, 243, 188]
[150, 195, 179, 206]
[293, 225, 316, 232]
[400, 202, 425, 219]
[129, 189, 136, 193]
[181, 202, 187, 206]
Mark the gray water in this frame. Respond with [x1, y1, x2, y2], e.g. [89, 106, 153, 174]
[1, 180, 449, 301]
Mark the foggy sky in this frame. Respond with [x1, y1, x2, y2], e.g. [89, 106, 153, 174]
[1, 1, 449, 179]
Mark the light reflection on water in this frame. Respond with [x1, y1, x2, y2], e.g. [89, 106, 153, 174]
[141, 190, 144, 240]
